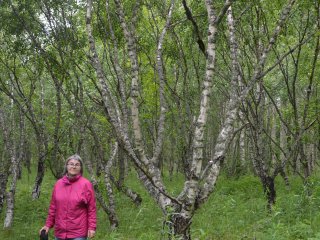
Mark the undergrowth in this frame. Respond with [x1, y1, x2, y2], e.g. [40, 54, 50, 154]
[1, 169, 320, 239]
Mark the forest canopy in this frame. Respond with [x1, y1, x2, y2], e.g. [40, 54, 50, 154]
[0, 0, 319, 239]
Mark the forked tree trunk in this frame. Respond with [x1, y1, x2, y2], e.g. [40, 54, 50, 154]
[85, 0, 296, 238]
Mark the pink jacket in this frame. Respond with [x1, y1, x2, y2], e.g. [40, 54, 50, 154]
[45, 175, 97, 239]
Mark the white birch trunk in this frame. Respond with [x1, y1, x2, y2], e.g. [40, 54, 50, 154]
[3, 154, 18, 228]
[239, 128, 246, 168]
[85, 0, 296, 238]
[270, 100, 277, 166]
[199, 0, 296, 205]
[86, 157, 119, 229]
[31, 77, 47, 199]
[86, 0, 173, 215]
[0, 109, 19, 228]
[103, 142, 119, 230]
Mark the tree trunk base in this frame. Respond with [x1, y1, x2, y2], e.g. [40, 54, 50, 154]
[163, 213, 192, 240]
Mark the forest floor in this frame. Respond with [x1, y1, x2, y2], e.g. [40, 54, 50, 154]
[1, 168, 320, 239]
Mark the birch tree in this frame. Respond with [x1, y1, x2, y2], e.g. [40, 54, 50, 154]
[86, 0, 297, 238]
[0, 106, 20, 228]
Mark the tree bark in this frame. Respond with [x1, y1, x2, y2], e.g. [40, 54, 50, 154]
[85, 0, 297, 238]
[0, 108, 20, 228]
[86, 150, 119, 229]
[0, 172, 9, 214]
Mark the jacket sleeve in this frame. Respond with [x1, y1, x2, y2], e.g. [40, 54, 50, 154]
[87, 182, 97, 231]
[45, 185, 56, 228]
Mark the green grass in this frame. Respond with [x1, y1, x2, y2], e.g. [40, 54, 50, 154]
[1, 169, 320, 239]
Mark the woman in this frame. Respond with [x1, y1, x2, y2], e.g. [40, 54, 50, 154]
[39, 154, 97, 240]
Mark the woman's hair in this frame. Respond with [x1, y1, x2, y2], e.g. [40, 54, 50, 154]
[62, 154, 84, 175]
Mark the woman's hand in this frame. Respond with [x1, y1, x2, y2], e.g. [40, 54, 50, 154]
[88, 229, 96, 238]
[39, 226, 49, 235]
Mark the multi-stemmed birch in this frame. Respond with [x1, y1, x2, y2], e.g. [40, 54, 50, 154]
[86, 0, 296, 238]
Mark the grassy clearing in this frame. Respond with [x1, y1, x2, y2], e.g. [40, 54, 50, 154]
[1, 169, 320, 239]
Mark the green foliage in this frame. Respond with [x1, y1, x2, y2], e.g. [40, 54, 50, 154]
[3, 171, 320, 239]
[0, 0, 320, 239]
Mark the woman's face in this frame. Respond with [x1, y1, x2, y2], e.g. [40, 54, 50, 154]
[66, 159, 81, 176]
